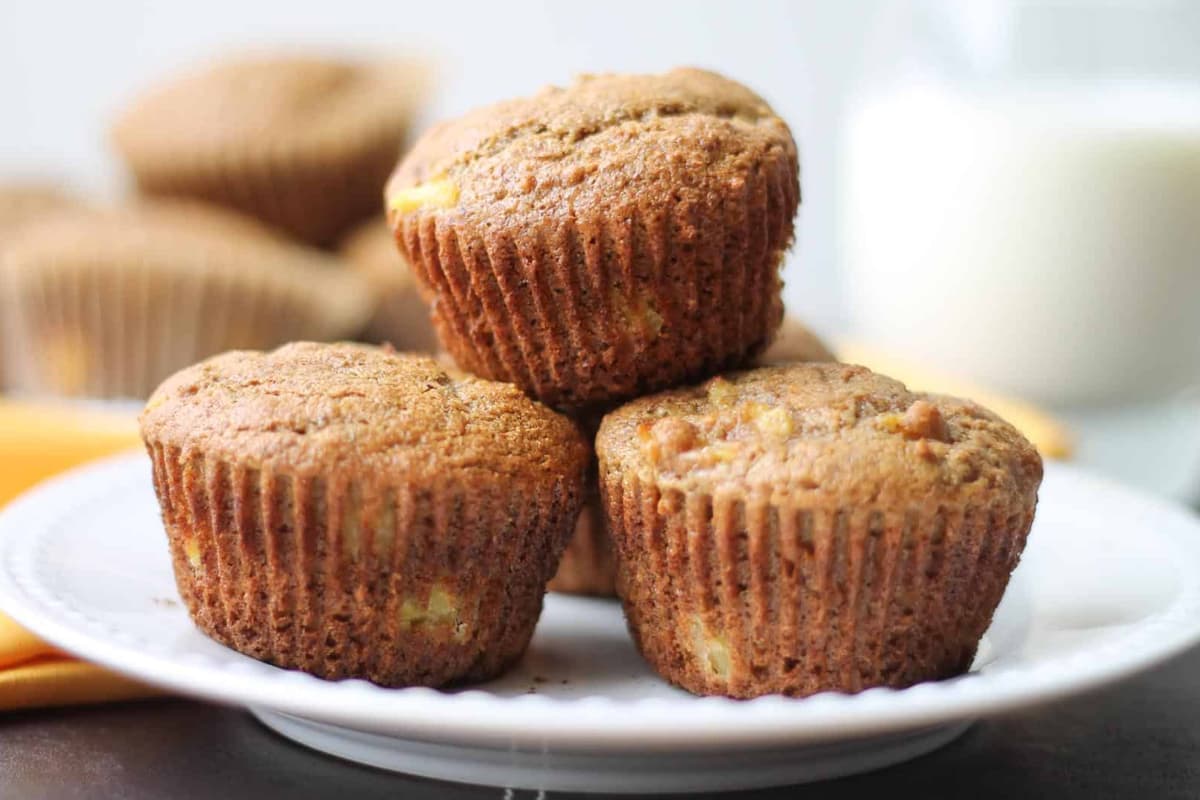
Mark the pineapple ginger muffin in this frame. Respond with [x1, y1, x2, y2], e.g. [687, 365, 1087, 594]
[0, 183, 81, 387]
[112, 54, 423, 245]
[0, 201, 370, 399]
[546, 487, 614, 596]
[0, 183, 78, 233]
[547, 411, 615, 596]
[596, 363, 1042, 698]
[549, 314, 835, 599]
[140, 343, 589, 687]
[339, 217, 438, 352]
[387, 68, 799, 408]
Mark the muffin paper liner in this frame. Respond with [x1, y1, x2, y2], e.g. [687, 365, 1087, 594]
[1, 256, 369, 399]
[395, 157, 796, 409]
[547, 485, 616, 596]
[601, 470, 1035, 698]
[361, 280, 439, 352]
[145, 441, 579, 687]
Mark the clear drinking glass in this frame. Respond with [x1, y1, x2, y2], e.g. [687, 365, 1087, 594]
[841, 0, 1200, 502]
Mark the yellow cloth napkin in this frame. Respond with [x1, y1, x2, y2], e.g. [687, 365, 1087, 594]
[0, 614, 163, 710]
[0, 358, 1070, 712]
[0, 399, 164, 710]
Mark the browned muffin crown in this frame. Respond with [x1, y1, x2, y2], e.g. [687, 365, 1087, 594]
[142, 342, 588, 486]
[387, 68, 799, 408]
[600, 363, 1043, 508]
[389, 68, 795, 226]
[112, 54, 423, 245]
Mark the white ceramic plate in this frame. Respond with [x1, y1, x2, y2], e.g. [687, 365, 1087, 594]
[1, 453, 1198, 793]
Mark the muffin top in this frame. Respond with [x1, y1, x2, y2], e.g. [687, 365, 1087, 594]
[386, 68, 798, 228]
[141, 343, 589, 487]
[597, 363, 1043, 508]
[1, 201, 370, 335]
[112, 54, 422, 162]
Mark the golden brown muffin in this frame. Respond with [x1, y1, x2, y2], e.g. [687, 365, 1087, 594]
[140, 342, 589, 687]
[338, 218, 438, 351]
[596, 363, 1042, 699]
[757, 315, 836, 365]
[0, 184, 78, 232]
[547, 486, 614, 596]
[112, 54, 423, 245]
[0, 201, 370, 399]
[0, 184, 82, 387]
[546, 410, 616, 596]
[387, 68, 799, 409]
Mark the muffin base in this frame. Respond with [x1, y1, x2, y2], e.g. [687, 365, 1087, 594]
[146, 442, 578, 687]
[603, 472, 1035, 698]
[546, 490, 616, 597]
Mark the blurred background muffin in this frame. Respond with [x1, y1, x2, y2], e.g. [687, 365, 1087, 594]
[338, 217, 438, 351]
[0, 200, 371, 399]
[0, 183, 82, 388]
[111, 54, 426, 246]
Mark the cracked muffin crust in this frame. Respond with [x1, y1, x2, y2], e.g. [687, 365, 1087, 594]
[140, 342, 589, 687]
[386, 68, 799, 408]
[596, 362, 1042, 698]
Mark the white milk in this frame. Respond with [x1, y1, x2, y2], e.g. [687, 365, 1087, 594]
[842, 83, 1200, 406]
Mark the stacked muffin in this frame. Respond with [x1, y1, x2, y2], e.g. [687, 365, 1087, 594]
[142, 67, 1041, 698]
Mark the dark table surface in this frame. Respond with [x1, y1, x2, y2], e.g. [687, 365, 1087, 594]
[1, 645, 1198, 800]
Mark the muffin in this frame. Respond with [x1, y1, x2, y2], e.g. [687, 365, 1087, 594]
[0, 201, 370, 399]
[112, 54, 424, 245]
[547, 485, 614, 596]
[0, 184, 81, 386]
[547, 411, 616, 596]
[339, 218, 438, 351]
[596, 363, 1042, 698]
[386, 68, 799, 408]
[140, 343, 589, 687]
[0, 184, 78, 232]
[549, 314, 835, 599]
[757, 315, 836, 365]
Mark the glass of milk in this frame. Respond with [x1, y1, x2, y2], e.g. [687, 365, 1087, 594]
[842, 0, 1200, 500]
